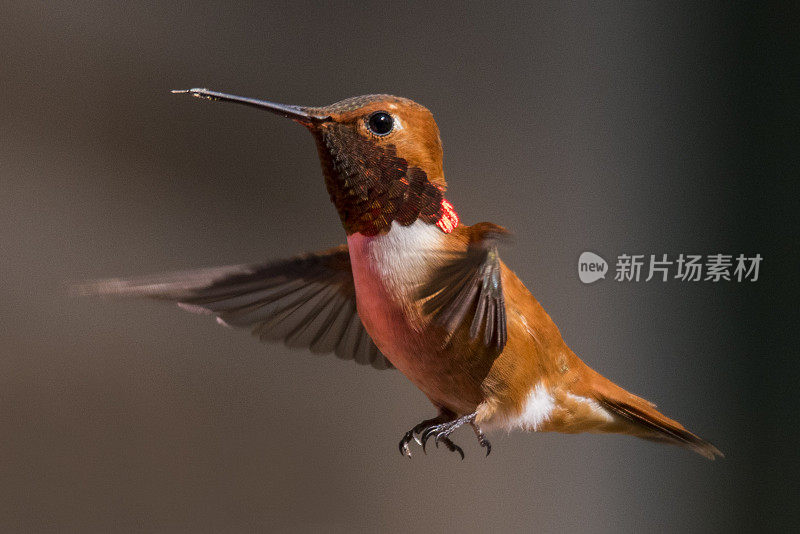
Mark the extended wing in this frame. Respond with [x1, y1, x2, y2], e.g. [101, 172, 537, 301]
[75, 245, 393, 370]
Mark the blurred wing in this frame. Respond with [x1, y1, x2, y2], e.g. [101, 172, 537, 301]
[75, 245, 393, 370]
[417, 223, 508, 350]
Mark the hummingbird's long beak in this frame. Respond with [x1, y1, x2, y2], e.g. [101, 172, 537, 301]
[171, 88, 330, 124]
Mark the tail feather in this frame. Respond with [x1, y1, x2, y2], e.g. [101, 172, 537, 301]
[599, 393, 723, 460]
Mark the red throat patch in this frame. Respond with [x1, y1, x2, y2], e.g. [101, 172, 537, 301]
[436, 198, 459, 233]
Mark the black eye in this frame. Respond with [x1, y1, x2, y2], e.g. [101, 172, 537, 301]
[367, 111, 394, 135]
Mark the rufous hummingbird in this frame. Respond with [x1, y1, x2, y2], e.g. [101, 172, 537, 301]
[79, 88, 722, 460]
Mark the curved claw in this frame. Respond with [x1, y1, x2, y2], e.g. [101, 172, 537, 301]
[420, 429, 433, 454]
[437, 436, 465, 460]
[420, 426, 438, 452]
[399, 430, 416, 457]
[474, 432, 491, 456]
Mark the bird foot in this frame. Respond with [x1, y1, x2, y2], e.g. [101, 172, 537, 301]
[399, 411, 491, 459]
[399, 413, 451, 458]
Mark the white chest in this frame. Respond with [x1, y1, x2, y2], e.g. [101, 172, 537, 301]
[347, 220, 445, 302]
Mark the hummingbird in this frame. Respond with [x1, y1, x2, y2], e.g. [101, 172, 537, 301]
[79, 88, 722, 460]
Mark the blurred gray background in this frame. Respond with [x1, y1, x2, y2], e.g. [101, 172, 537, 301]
[1, 2, 797, 532]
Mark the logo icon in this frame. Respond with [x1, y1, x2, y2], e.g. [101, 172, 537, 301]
[578, 252, 608, 284]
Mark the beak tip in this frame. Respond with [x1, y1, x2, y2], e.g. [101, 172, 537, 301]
[171, 88, 210, 96]
[172, 88, 220, 103]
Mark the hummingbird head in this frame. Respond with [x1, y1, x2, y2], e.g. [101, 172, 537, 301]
[174, 89, 455, 236]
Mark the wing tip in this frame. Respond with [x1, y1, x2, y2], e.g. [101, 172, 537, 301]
[69, 278, 140, 297]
